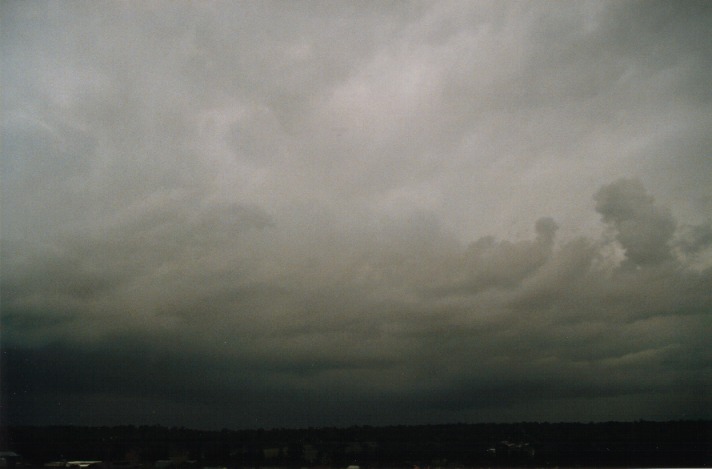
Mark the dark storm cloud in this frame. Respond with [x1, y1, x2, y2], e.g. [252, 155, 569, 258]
[2, 1, 711, 428]
[4, 179, 711, 427]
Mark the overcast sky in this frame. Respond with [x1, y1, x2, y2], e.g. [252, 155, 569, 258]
[2, 0, 711, 430]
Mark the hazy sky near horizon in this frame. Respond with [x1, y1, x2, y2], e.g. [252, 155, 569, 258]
[2, 0, 711, 429]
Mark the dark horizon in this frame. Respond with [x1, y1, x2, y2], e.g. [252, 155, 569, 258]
[2, 329, 710, 429]
[5, 417, 709, 433]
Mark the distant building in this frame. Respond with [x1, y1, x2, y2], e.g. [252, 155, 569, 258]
[0, 452, 21, 469]
[66, 462, 104, 469]
[494, 440, 535, 457]
[44, 462, 67, 468]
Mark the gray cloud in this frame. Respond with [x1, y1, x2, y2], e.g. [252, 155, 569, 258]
[594, 178, 676, 266]
[2, 1, 711, 428]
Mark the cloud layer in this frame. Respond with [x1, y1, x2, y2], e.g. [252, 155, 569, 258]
[2, 1, 711, 429]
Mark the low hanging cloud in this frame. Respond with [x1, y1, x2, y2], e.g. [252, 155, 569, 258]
[3, 178, 711, 428]
[2, 1, 711, 429]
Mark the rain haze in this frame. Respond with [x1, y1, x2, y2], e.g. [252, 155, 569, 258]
[1, 1, 711, 430]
